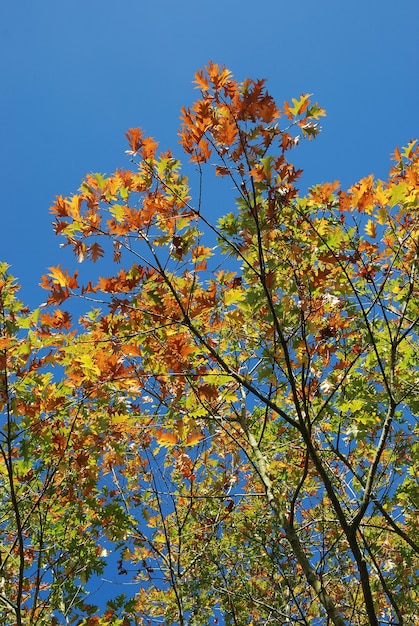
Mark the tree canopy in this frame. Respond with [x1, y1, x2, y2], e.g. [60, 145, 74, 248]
[1, 62, 419, 625]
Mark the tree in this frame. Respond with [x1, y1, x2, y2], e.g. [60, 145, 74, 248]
[1, 62, 419, 625]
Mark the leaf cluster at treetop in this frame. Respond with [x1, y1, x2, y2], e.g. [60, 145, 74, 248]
[1, 62, 419, 625]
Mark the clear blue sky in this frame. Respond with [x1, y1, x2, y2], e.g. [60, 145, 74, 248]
[1, 0, 418, 306]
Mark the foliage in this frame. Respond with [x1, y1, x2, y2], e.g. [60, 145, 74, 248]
[1, 62, 419, 625]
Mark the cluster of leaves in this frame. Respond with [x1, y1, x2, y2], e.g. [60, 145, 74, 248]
[1, 62, 419, 625]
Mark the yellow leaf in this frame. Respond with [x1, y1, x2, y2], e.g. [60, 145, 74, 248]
[287, 94, 311, 117]
[401, 139, 418, 160]
[111, 413, 136, 427]
[47, 266, 79, 289]
[373, 184, 388, 211]
[376, 206, 387, 225]
[47, 266, 68, 287]
[224, 288, 245, 306]
[389, 182, 407, 207]
[78, 354, 101, 376]
[365, 219, 376, 238]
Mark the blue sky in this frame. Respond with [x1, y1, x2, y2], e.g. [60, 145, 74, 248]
[1, 0, 418, 307]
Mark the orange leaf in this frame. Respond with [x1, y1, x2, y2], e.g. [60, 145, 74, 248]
[391, 145, 402, 163]
[155, 429, 178, 448]
[140, 136, 159, 160]
[185, 432, 204, 447]
[39, 309, 72, 330]
[309, 181, 340, 204]
[194, 69, 209, 91]
[206, 61, 232, 91]
[0, 337, 11, 350]
[125, 127, 144, 153]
